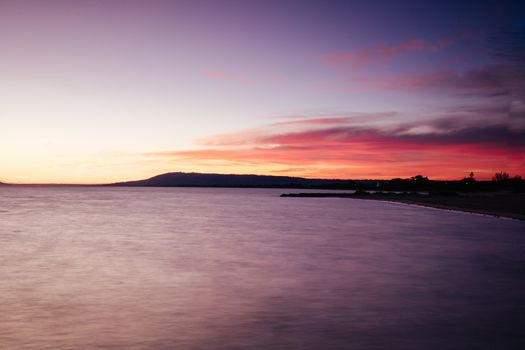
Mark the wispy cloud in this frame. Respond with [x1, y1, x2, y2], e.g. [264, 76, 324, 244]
[198, 112, 398, 147]
[144, 111, 525, 179]
[269, 112, 397, 127]
[320, 38, 451, 68]
[152, 28, 525, 180]
[320, 25, 525, 120]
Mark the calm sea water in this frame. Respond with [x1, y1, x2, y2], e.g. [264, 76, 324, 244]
[1, 186, 524, 349]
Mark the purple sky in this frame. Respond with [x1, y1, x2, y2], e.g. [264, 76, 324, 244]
[1, 0, 524, 183]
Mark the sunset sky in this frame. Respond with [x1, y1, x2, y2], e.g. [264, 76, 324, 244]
[1, 0, 525, 183]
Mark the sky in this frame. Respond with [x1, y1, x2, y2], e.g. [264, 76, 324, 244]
[1, 0, 525, 183]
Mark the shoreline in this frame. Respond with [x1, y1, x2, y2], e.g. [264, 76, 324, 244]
[366, 197, 525, 221]
[281, 192, 525, 221]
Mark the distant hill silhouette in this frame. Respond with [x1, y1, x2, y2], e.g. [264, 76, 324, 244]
[107, 171, 524, 192]
[109, 172, 357, 189]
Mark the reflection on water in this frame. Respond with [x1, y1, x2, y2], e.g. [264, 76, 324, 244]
[1, 187, 524, 349]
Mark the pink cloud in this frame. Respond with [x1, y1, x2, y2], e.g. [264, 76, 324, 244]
[144, 115, 525, 180]
[358, 71, 451, 91]
[269, 112, 396, 127]
[320, 38, 451, 68]
[320, 67, 509, 94]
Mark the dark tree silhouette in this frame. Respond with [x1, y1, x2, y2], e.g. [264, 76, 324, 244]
[493, 172, 510, 182]
[461, 172, 476, 187]
[411, 175, 429, 182]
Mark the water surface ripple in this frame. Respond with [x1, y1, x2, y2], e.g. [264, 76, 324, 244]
[1, 187, 524, 349]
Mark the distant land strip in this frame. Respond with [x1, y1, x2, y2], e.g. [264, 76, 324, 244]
[280, 192, 525, 221]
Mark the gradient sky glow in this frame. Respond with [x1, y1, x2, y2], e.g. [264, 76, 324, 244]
[1, 0, 525, 183]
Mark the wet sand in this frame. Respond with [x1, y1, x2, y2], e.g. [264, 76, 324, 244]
[281, 192, 525, 221]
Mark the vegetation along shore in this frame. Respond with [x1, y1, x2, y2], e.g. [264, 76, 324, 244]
[282, 172, 525, 221]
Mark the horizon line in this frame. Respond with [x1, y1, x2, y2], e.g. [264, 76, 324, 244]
[1, 170, 512, 186]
